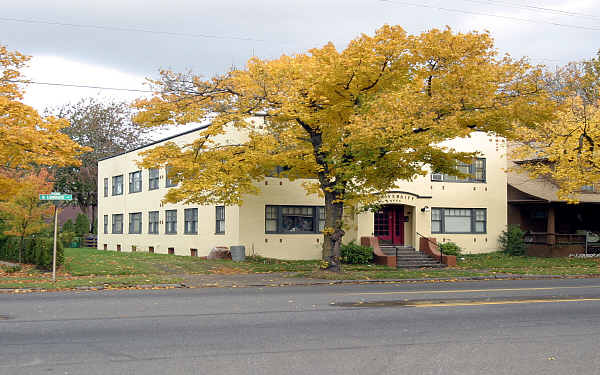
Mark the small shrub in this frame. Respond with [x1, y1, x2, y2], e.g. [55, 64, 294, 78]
[499, 225, 526, 256]
[1, 264, 22, 273]
[439, 242, 462, 256]
[340, 241, 373, 264]
[59, 231, 76, 247]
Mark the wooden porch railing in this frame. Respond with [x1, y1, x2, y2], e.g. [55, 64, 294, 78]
[524, 232, 587, 245]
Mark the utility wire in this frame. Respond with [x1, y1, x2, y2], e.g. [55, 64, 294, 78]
[460, 0, 600, 21]
[378, 0, 600, 32]
[0, 16, 269, 43]
[6, 79, 158, 93]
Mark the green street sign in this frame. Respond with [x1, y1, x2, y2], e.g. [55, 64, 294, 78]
[39, 192, 73, 201]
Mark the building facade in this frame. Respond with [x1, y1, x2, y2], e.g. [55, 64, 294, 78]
[98, 126, 508, 259]
[507, 161, 600, 256]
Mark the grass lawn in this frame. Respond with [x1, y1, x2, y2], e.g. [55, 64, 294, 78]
[2, 248, 600, 290]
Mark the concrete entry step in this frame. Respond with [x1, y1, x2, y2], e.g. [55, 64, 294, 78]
[379, 245, 446, 269]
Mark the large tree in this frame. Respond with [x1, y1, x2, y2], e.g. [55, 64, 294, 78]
[51, 98, 155, 233]
[512, 52, 600, 202]
[0, 44, 87, 198]
[134, 25, 552, 270]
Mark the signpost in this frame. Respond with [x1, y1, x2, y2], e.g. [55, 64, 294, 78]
[39, 192, 72, 282]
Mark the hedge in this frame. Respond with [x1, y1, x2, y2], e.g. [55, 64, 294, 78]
[0, 236, 64, 269]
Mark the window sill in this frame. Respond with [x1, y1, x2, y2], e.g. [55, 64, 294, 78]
[215, 232, 225, 235]
[431, 180, 487, 184]
[432, 232, 487, 235]
[184, 232, 198, 235]
[265, 232, 323, 235]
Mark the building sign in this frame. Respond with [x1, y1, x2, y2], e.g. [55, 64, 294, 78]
[378, 192, 426, 205]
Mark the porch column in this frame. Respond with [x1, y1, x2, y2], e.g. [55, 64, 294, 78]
[547, 204, 555, 245]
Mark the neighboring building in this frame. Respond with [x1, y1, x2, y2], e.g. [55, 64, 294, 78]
[507, 161, 600, 256]
[98, 120, 508, 259]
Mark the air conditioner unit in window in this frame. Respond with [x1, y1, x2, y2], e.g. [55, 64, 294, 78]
[431, 173, 443, 182]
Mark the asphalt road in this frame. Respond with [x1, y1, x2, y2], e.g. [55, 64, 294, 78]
[2, 278, 600, 375]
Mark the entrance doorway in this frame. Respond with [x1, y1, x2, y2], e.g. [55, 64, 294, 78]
[374, 205, 405, 245]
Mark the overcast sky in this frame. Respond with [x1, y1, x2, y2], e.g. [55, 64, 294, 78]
[3, 0, 599, 123]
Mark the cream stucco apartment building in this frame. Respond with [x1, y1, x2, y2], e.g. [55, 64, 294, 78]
[98, 123, 507, 259]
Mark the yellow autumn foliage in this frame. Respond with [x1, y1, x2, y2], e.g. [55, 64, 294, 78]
[512, 54, 600, 202]
[0, 45, 89, 197]
[134, 25, 553, 263]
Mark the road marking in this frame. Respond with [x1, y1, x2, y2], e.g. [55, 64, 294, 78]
[343, 285, 600, 296]
[411, 298, 600, 308]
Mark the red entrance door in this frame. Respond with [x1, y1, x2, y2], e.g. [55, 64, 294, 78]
[374, 205, 404, 245]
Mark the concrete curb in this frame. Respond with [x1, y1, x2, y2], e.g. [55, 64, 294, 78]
[2, 274, 600, 293]
[0, 283, 186, 294]
[231, 273, 600, 288]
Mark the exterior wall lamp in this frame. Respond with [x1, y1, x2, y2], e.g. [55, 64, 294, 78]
[421, 206, 430, 212]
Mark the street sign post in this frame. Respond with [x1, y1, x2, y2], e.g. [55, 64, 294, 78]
[39, 192, 73, 282]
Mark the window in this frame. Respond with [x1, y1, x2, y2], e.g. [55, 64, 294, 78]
[184, 208, 198, 234]
[149, 168, 159, 190]
[165, 209, 177, 234]
[103, 178, 108, 197]
[431, 208, 486, 234]
[112, 214, 123, 234]
[148, 211, 159, 234]
[216, 206, 225, 234]
[317, 207, 325, 232]
[432, 158, 486, 183]
[129, 171, 142, 193]
[264, 205, 325, 234]
[581, 184, 600, 193]
[103, 215, 108, 234]
[129, 212, 142, 234]
[165, 166, 177, 187]
[112, 175, 123, 195]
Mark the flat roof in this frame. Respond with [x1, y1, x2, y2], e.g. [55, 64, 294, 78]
[98, 123, 210, 162]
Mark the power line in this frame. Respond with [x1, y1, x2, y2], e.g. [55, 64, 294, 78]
[0, 16, 270, 43]
[461, 0, 600, 21]
[378, 0, 600, 32]
[6, 79, 157, 93]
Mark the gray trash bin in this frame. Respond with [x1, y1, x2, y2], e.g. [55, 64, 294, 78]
[230, 245, 246, 262]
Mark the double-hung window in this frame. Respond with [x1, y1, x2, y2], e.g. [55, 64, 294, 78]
[148, 211, 159, 234]
[129, 212, 142, 234]
[216, 206, 225, 234]
[433, 158, 486, 183]
[431, 208, 486, 234]
[103, 178, 108, 197]
[112, 214, 123, 234]
[184, 208, 198, 234]
[103, 215, 108, 234]
[112, 175, 123, 195]
[129, 171, 142, 193]
[149, 168, 159, 190]
[165, 209, 177, 234]
[165, 166, 177, 188]
[265, 205, 325, 234]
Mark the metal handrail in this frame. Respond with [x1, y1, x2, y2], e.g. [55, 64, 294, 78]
[416, 231, 443, 264]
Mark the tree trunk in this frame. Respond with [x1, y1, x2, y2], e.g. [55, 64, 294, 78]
[322, 192, 345, 272]
[90, 204, 97, 234]
[19, 235, 24, 264]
